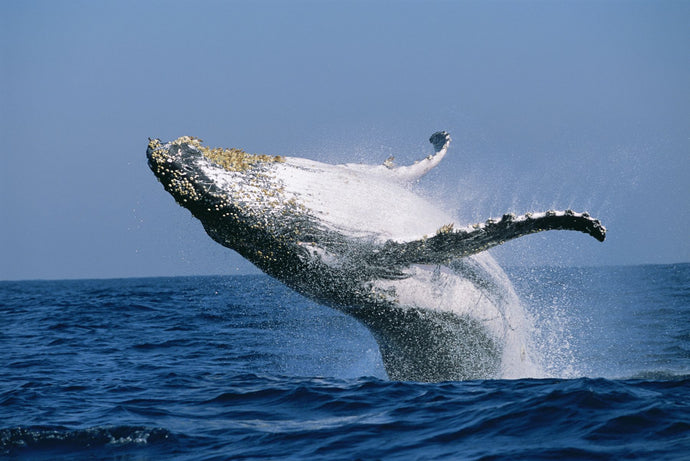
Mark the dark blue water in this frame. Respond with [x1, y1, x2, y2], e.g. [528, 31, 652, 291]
[1, 264, 688, 460]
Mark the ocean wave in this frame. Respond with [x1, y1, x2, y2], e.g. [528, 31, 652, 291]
[0, 426, 174, 457]
[1, 271, 688, 459]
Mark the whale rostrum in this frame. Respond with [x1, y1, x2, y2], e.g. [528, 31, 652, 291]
[147, 132, 606, 382]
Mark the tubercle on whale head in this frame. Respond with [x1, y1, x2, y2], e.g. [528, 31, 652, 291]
[147, 136, 295, 234]
[146, 137, 250, 239]
[173, 136, 285, 172]
[146, 136, 313, 275]
[147, 136, 281, 204]
[151, 136, 285, 172]
[147, 137, 205, 204]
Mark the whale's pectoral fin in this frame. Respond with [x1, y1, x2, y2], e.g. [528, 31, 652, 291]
[385, 131, 451, 183]
[377, 210, 606, 266]
[429, 131, 451, 153]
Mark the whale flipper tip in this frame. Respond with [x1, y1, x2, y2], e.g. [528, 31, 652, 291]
[429, 131, 451, 153]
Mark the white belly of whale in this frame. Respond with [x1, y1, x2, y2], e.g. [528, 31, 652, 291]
[274, 158, 451, 242]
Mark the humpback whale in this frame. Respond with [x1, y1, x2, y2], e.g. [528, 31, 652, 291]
[147, 132, 606, 382]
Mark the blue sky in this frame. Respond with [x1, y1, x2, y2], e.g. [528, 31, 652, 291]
[1, 0, 688, 280]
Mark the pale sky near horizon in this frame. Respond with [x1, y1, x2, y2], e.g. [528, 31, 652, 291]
[1, 0, 689, 281]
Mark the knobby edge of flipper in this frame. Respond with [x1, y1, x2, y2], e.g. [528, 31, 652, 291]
[373, 210, 606, 267]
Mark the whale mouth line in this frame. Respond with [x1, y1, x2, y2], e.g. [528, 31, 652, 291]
[147, 132, 607, 382]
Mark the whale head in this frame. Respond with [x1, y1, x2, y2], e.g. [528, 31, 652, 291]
[146, 136, 286, 227]
[146, 136, 309, 274]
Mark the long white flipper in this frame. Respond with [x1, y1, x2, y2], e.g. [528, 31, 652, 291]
[385, 131, 451, 182]
[342, 131, 451, 183]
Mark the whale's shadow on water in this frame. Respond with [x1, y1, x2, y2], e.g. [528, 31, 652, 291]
[147, 132, 605, 382]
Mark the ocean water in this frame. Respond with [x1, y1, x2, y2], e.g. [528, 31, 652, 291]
[1, 264, 688, 460]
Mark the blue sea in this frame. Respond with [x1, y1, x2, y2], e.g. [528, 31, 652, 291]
[1, 264, 688, 460]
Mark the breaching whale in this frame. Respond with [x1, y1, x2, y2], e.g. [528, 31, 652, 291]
[147, 132, 606, 382]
